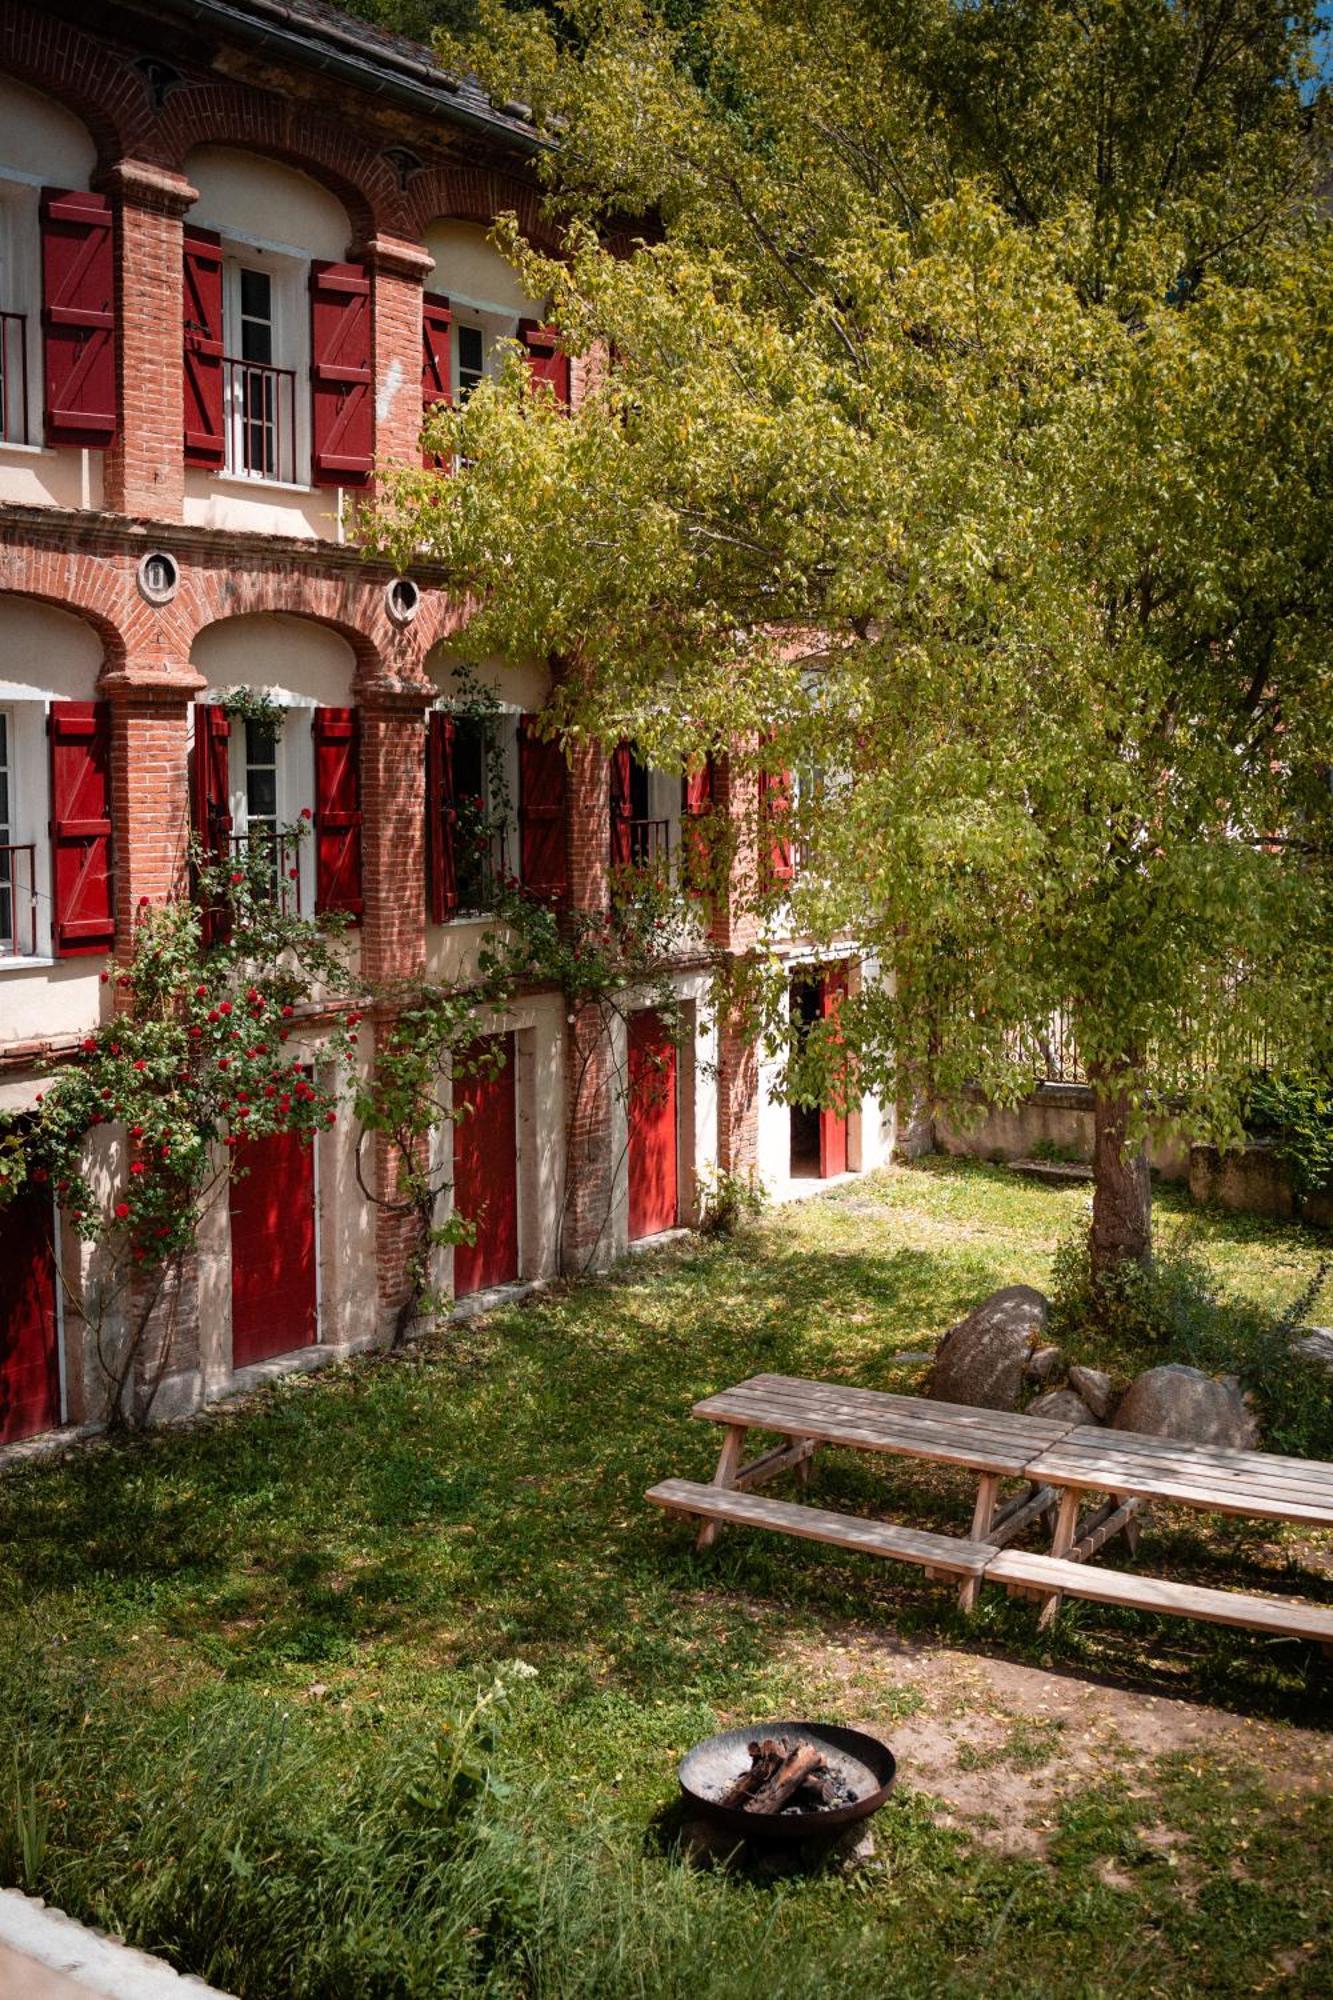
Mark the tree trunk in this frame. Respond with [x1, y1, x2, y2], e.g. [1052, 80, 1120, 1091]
[1087, 1062, 1152, 1275]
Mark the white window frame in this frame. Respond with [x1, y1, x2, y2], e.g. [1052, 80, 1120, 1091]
[449, 298, 520, 404]
[217, 239, 311, 489]
[224, 704, 316, 916]
[0, 171, 43, 449]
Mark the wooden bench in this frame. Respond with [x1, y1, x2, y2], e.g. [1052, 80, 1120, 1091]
[653, 1372, 1333, 1654]
[648, 1478, 995, 1578]
[690, 1372, 1080, 1608]
[986, 1549, 1333, 1651]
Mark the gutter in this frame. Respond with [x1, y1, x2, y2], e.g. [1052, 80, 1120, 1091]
[151, 0, 546, 152]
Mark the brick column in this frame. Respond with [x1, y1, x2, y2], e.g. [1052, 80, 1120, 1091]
[361, 234, 435, 478]
[101, 671, 200, 961]
[560, 739, 616, 1271]
[710, 750, 762, 1177]
[98, 161, 197, 522]
[358, 690, 431, 984]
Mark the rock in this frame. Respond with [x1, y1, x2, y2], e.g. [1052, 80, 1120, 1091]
[926, 1285, 1049, 1412]
[1293, 1328, 1333, 1371]
[1027, 1388, 1097, 1426]
[1067, 1365, 1114, 1420]
[1026, 1345, 1063, 1384]
[1113, 1364, 1259, 1449]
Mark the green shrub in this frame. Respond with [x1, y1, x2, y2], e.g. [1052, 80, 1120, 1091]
[1048, 1228, 1333, 1459]
[1243, 1071, 1333, 1197]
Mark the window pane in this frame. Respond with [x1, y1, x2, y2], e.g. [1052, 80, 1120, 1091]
[247, 769, 277, 819]
[239, 267, 273, 364]
[245, 719, 276, 764]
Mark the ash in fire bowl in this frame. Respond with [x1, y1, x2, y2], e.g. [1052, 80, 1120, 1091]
[679, 1721, 896, 1842]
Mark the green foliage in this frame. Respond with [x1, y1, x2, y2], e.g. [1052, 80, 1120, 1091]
[215, 686, 288, 736]
[1244, 1070, 1333, 1197]
[1048, 1223, 1333, 1457]
[696, 1162, 766, 1236]
[375, 0, 1333, 1270]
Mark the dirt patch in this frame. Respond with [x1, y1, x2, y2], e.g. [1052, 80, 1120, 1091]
[775, 1624, 1333, 1856]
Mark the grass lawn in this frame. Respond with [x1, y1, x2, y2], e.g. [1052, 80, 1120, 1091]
[1, 1158, 1330, 1998]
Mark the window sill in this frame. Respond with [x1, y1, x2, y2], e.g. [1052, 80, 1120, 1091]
[0, 954, 56, 971]
[0, 440, 53, 458]
[210, 471, 317, 498]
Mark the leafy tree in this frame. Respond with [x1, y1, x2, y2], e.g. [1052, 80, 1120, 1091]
[374, 0, 1333, 1274]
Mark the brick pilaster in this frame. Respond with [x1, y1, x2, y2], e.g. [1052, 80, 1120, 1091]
[362, 234, 435, 478]
[358, 691, 431, 985]
[565, 736, 611, 916]
[98, 161, 197, 522]
[103, 675, 198, 958]
[710, 749, 761, 1176]
[559, 741, 617, 1269]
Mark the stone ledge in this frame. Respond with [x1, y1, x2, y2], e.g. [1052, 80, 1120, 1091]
[0, 1889, 233, 1998]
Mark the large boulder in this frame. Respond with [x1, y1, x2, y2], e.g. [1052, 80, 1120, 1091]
[1113, 1364, 1259, 1449]
[1293, 1328, 1333, 1372]
[1027, 1388, 1098, 1427]
[926, 1285, 1049, 1412]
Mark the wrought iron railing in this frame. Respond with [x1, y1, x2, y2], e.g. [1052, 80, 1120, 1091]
[0, 311, 30, 445]
[224, 357, 297, 483]
[0, 843, 38, 958]
[628, 817, 670, 867]
[229, 827, 302, 914]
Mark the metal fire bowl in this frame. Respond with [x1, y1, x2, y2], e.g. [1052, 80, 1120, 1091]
[679, 1721, 897, 1842]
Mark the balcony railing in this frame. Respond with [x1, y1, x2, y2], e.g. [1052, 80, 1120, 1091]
[229, 827, 302, 915]
[628, 817, 670, 867]
[0, 311, 30, 445]
[0, 843, 38, 958]
[224, 357, 297, 483]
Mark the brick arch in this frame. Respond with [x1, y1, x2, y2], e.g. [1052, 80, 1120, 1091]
[156, 84, 398, 242]
[399, 165, 566, 258]
[0, 570, 129, 674]
[0, 3, 149, 171]
[180, 573, 446, 698]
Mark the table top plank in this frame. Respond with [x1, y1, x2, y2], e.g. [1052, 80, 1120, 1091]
[1053, 1426, 1333, 1492]
[1022, 1439, 1333, 1527]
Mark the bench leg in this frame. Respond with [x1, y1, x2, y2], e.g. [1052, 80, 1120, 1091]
[1037, 1487, 1080, 1630]
[695, 1425, 746, 1551]
[959, 1472, 999, 1613]
[795, 1438, 816, 1491]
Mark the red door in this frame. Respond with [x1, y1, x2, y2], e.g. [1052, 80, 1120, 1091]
[452, 1034, 519, 1297]
[230, 1128, 317, 1366]
[628, 1009, 678, 1239]
[819, 966, 849, 1178]
[0, 1186, 60, 1444]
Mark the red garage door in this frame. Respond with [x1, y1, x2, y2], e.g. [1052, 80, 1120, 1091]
[452, 1034, 519, 1297]
[0, 1186, 60, 1444]
[628, 1009, 678, 1240]
[230, 1127, 318, 1367]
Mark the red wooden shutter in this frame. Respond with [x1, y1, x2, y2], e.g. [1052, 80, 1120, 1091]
[309, 261, 372, 486]
[517, 716, 569, 905]
[192, 704, 232, 946]
[422, 290, 452, 468]
[48, 700, 114, 958]
[313, 707, 363, 916]
[681, 753, 715, 894]
[819, 965, 850, 1178]
[518, 320, 570, 405]
[761, 766, 794, 884]
[183, 226, 225, 466]
[610, 739, 633, 869]
[40, 188, 116, 448]
[426, 709, 458, 923]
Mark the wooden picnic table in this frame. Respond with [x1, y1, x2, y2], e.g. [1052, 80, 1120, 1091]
[647, 1371, 1333, 1654]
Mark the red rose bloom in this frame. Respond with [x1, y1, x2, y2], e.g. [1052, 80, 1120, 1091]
[82, 1037, 97, 1052]
[115, 1201, 130, 1219]
[281, 1005, 294, 1019]
[130, 1161, 146, 1176]
[133, 1059, 147, 1072]
[219, 1001, 232, 1016]
[195, 984, 208, 999]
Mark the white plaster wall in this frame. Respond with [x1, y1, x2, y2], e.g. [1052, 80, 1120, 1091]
[427, 650, 551, 712]
[0, 598, 104, 698]
[424, 220, 541, 314]
[191, 612, 356, 705]
[0, 961, 102, 1045]
[185, 148, 352, 262]
[0, 83, 100, 505]
[182, 469, 342, 539]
